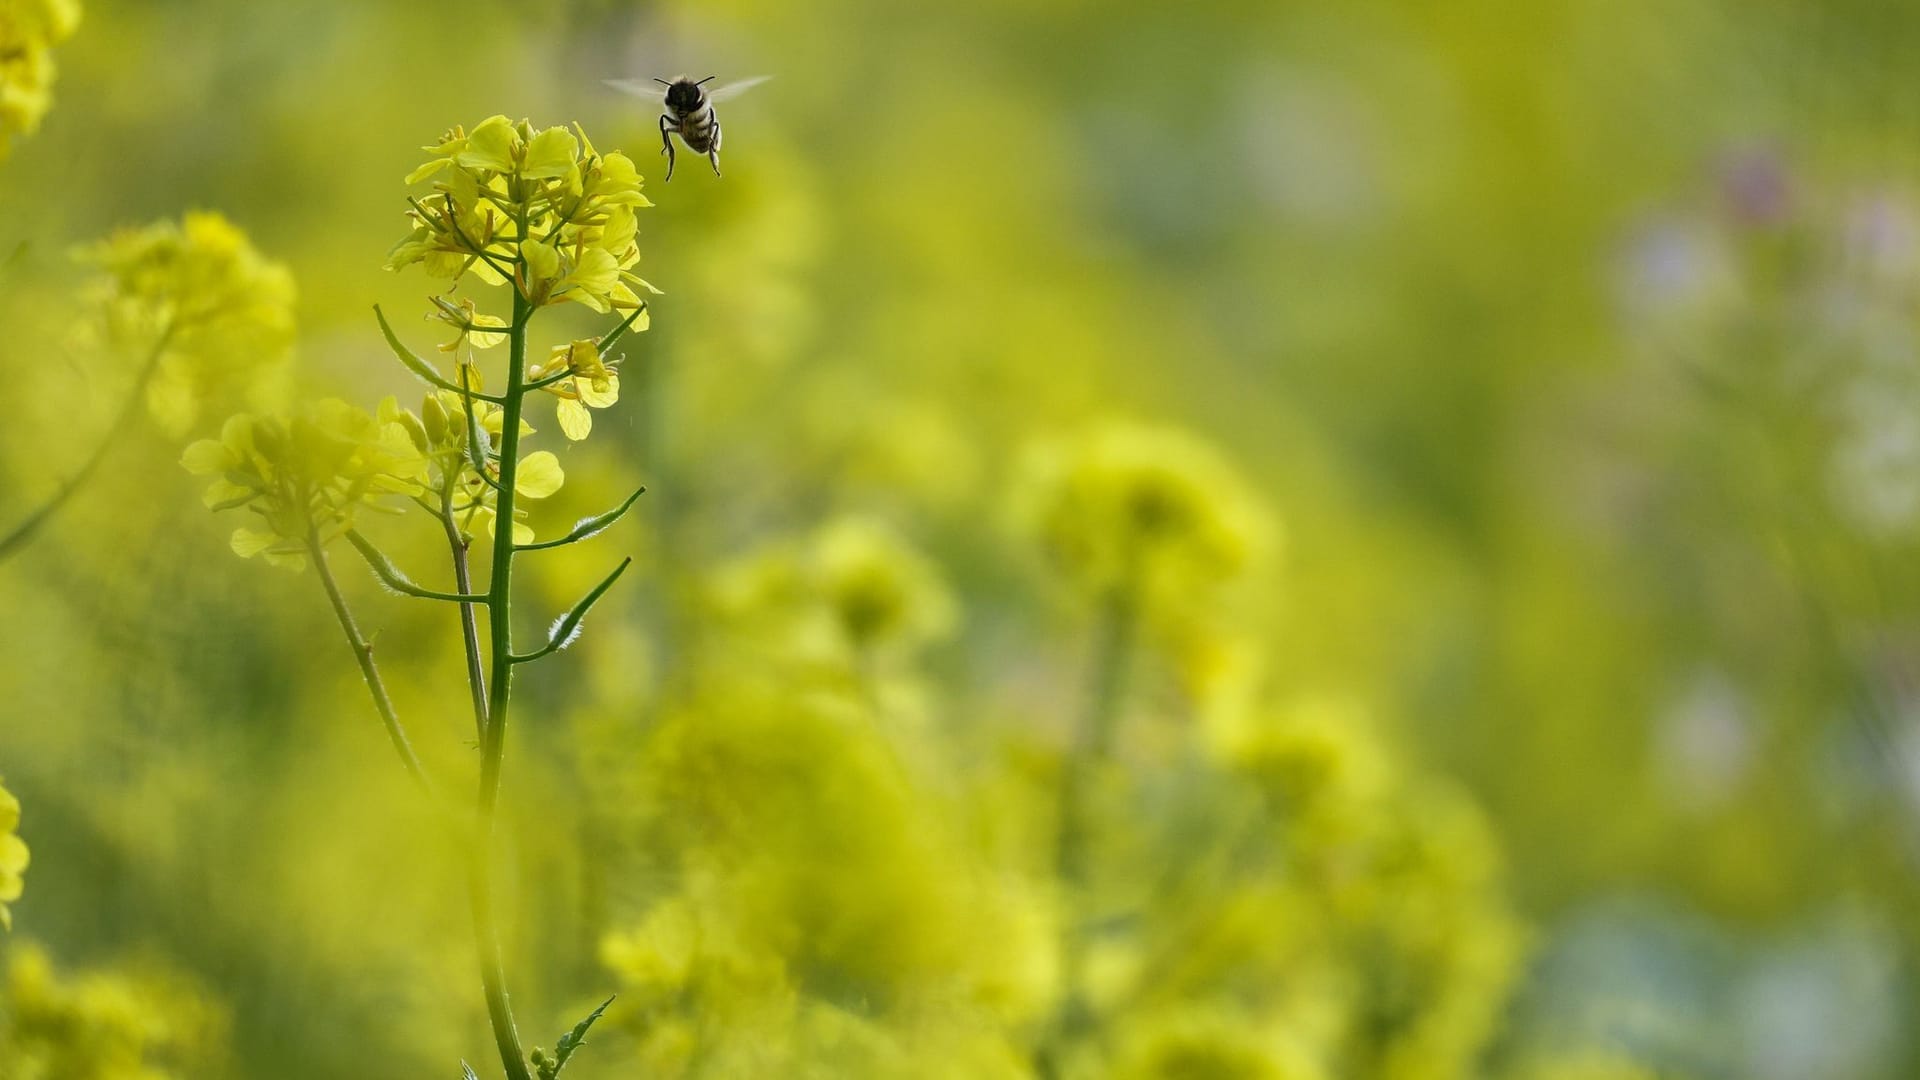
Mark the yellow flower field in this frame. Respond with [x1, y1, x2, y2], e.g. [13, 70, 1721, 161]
[0, 2, 1915, 1078]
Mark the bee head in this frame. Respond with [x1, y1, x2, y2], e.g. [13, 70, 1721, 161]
[665, 79, 706, 110]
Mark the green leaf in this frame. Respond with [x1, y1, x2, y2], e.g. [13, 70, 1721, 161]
[551, 996, 615, 1074]
[520, 487, 645, 551]
[512, 559, 631, 664]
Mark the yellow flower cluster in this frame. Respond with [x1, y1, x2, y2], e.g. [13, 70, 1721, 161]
[708, 515, 959, 668]
[78, 212, 297, 434]
[0, 942, 227, 1079]
[389, 116, 657, 312]
[1176, 694, 1524, 1080]
[180, 399, 427, 570]
[600, 687, 1046, 1078]
[1111, 1010, 1323, 1080]
[0, 0, 79, 158]
[1014, 422, 1274, 610]
[0, 779, 24, 932]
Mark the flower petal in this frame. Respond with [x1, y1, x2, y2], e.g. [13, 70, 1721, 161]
[515, 451, 565, 498]
[556, 398, 593, 441]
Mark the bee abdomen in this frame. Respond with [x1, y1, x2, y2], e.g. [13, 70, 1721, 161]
[680, 105, 718, 152]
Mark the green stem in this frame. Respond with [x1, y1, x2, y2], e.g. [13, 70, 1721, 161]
[474, 289, 533, 1080]
[0, 328, 172, 563]
[1040, 572, 1139, 1073]
[307, 535, 434, 795]
[439, 482, 490, 740]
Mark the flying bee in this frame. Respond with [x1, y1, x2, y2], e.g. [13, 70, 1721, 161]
[605, 73, 772, 181]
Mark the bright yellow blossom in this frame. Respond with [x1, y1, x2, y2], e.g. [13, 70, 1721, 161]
[180, 398, 428, 570]
[529, 335, 630, 441]
[428, 294, 508, 354]
[389, 117, 658, 311]
[0, 0, 80, 158]
[0, 778, 25, 932]
[78, 212, 296, 434]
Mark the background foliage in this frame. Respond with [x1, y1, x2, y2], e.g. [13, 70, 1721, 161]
[1, 1, 1917, 1077]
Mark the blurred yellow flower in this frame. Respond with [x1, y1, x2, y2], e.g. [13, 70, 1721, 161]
[0, 778, 25, 931]
[180, 398, 428, 570]
[0, 942, 228, 1079]
[390, 117, 658, 311]
[0, 0, 80, 158]
[77, 211, 296, 434]
[708, 515, 958, 669]
[1111, 1010, 1326, 1080]
[1013, 422, 1274, 613]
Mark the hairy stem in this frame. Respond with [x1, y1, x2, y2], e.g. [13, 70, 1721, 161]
[0, 327, 173, 563]
[473, 288, 534, 1080]
[307, 534, 434, 795]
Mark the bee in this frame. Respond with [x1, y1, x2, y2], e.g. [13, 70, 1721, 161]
[605, 74, 772, 181]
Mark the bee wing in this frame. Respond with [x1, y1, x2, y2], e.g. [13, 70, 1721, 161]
[708, 75, 773, 103]
[604, 78, 669, 103]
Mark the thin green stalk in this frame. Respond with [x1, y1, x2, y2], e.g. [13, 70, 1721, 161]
[439, 479, 490, 739]
[1039, 571, 1140, 1074]
[473, 288, 534, 1080]
[0, 327, 173, 563]
[307, 534, 434, 796]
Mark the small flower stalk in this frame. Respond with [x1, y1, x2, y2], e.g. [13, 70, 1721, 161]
[181, 116, 655, 1080]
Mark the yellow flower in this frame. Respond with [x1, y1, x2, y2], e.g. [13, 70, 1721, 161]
[428, 294, 508, 353]
[709, 515, 959, 667]
[180, 398, 428, 570]
[1013, 422, 1274, 612]
[529, 336, 629, 441]
[0, 942, 228, 1077]
[78, 211, 297, 434]
[389, 117, 658, 311]
[1111, 1009, 1325, 1080]
[0, 0, 80, 158]
[811, 516, 959, 653]
[0, 778, 26, 931]
[471, 448, 564, 544]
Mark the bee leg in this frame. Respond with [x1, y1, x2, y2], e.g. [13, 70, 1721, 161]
[658, 115, 676, 182]
[708, 149, 722, 178]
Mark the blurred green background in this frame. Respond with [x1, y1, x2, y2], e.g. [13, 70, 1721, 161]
[2, 0, 1919, 1077]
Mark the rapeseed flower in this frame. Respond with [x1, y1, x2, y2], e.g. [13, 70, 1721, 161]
[0, 778, 24, 931]
[390, 117, 657, 311]
[0, 942, 227, 1079]
[529, 337, 625, 441]
[79, 212, 296, 433]
[1014, 422, 1274, 617]
[0, 0, 79, 157]
[708, 515, 958, 669]
[180, 399, 427, 570]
